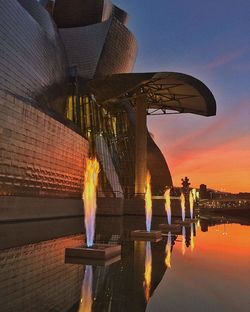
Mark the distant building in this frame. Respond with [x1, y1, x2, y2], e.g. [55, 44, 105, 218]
[200, 184, 208, 199]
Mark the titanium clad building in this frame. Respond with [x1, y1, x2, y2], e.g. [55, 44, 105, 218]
[0, 0, 216, 219]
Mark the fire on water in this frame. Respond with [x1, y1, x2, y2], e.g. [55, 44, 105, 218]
[189, 190, 194, 220]
[145, 171, 152, 232]
[82, 157, 100, 247]
[164, 188, 171, 225]
[180, 192, 185, 222]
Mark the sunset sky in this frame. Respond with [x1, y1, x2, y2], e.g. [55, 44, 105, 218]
[115, 0, 250, 193]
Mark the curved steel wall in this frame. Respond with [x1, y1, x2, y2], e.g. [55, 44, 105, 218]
[59, 20, 111, 80]
[17, 0, 58, 40]
[112, 5, 129, 26]
[95, 18, 137, 76]
[147, 134, 173, 193]
[53, 0, 112, 28]
[0, 0, 68, 105]
[54, 0, 129, 28]
[59, 18, 137, 80]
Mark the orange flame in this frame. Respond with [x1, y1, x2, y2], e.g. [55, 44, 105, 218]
[192, 188, 197, 202]
[165, 232, 172, 268]
[78, 265, 93, 312]
[83, 158, 100, 247]
[189, 190, 194, 219]
[144, 242, 152, 302]
[164, 188, 171, 225]
[180, 192, 185, 222]
[145, 171, 152, 232]
[196, 191, 200, 200]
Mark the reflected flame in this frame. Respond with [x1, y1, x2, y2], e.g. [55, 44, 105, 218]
[83, 158, 100, 247]
[196, 219, 201, 229]
[182, 226, 186, 255]
[189, 190, 194, 220]
[190, 223, 195, 252]
[165, 232, 172, 268]
[78, 265, 93, 312]
[145, 171, 152, 232]
[180, 192, 185, 222]
[164, 188, 171, 225]
[144, 242, 152, 302]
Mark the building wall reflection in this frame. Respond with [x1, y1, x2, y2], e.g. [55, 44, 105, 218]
[0, 235, 84, 312]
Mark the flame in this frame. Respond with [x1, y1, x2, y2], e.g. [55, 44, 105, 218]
[182, 226, 186, 255]
[83, 158, 100, 247]
[190, 223, 195, 252]
[145, 171, 152, 232]
[191, 188, 197, 202]
[180, 192, 185, 222]
[196, 191, 200, 200]
[144, 242, 152, 302]
[78, 265, 93, 312]
[189, 190, 194, 219]
[164, 188, 171, 225]
[165, 232, 172, 268]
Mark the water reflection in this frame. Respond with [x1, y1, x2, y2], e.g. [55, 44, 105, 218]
[165, 232, 172, 268]
[196, 218, 201, 229]
[78, 266, 93, 312]
[0, 235, 84, 312]
[190, 223, 195, 252]
[0, 216, 249, 312]
[182, 226, 186, 255]
[144, 242, 152, 302]
[147, 222, 250, 312]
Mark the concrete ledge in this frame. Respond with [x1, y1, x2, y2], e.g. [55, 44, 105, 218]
[0, 217, 84, 250]
[0, 196, 125, 221]
[97, 197, 124, 216]
[130, 230, 162, 240]
[0, 196, 83, 221]
[124, 198, 190, 217]
[0, 196, 192, 221]
[159, 224, 181, 233]
[65, 244, 121, 260]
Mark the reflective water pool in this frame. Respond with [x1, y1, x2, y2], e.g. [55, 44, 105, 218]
[0, 217, 249, 312]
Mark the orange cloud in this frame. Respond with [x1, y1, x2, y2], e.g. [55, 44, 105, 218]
[167, 135, 250, 192]
[149, 99, 250, 193]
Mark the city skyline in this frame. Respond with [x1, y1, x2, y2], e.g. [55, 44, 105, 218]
[114, 0, 250, 193]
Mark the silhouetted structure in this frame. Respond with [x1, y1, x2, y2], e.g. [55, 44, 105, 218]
[200, 184, 208, 199]
[181, 177, 191, 196]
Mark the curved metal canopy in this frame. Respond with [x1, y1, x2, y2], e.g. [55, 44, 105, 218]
[83, 72, 216, 116]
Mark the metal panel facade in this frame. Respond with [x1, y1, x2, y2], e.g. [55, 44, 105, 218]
[59, 20, 111, 79]
[0, 0, 68, 104]
[95, 18, 137, 76]
[0, 90, 89, 197]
